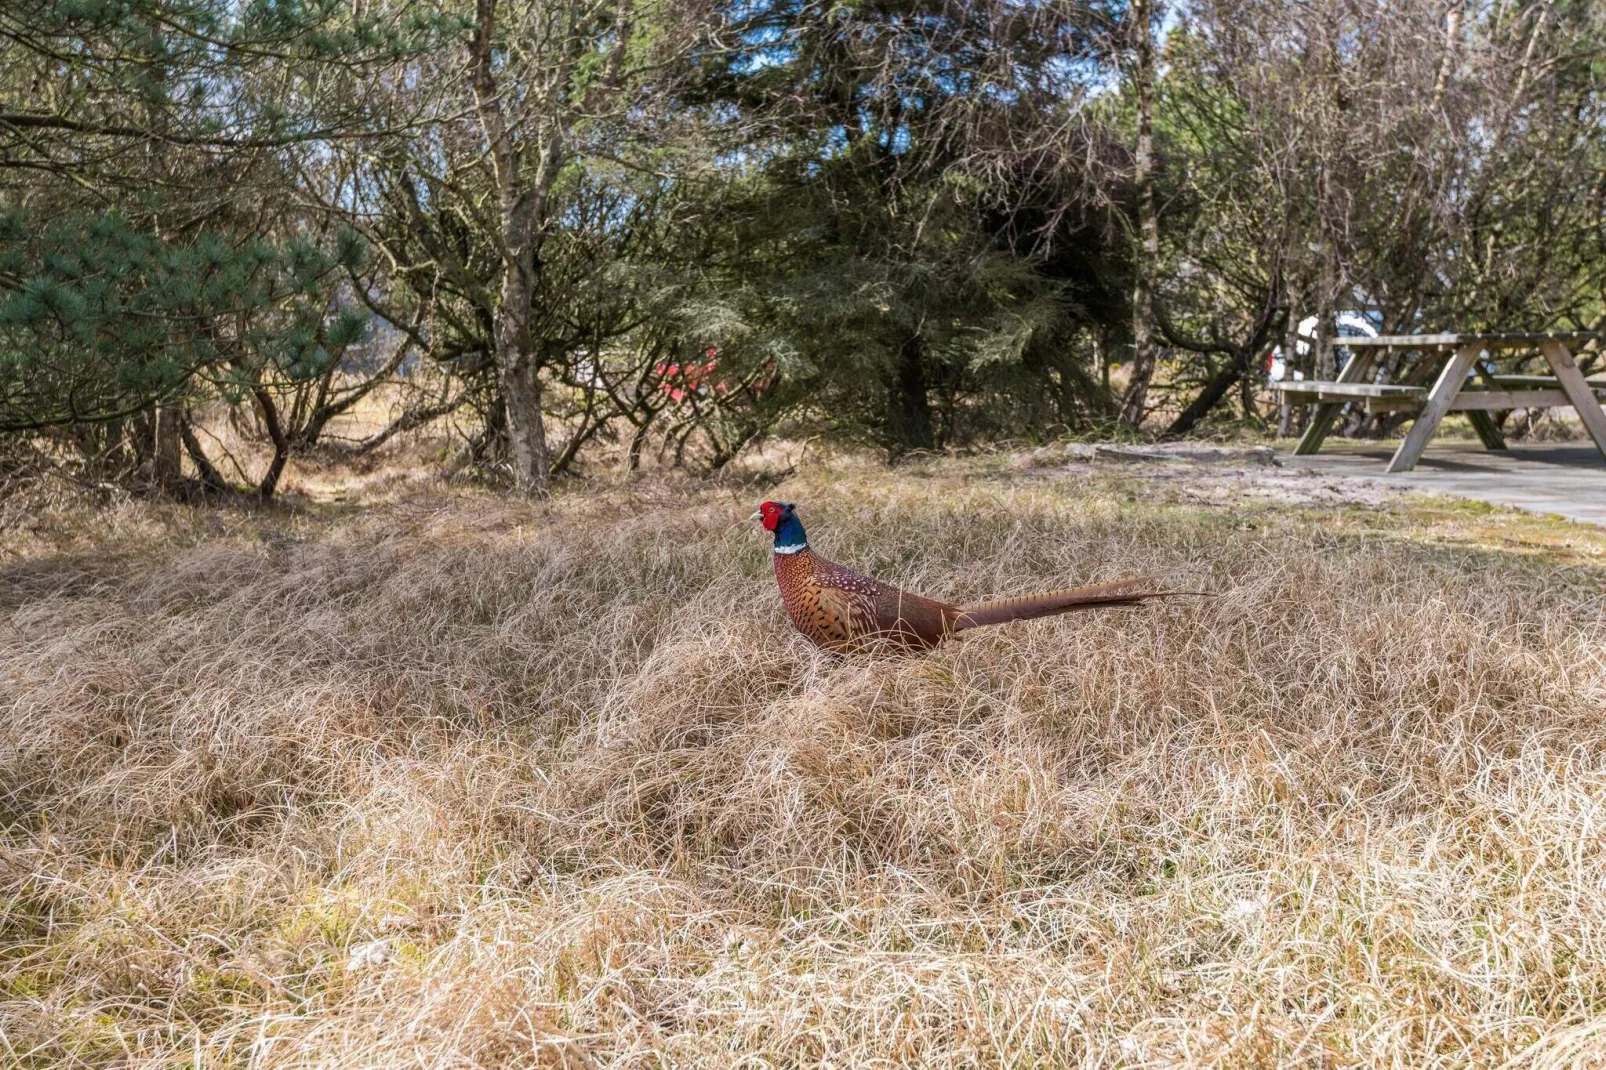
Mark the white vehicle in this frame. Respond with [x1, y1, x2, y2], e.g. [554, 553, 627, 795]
[1266, 311, 1380, 382]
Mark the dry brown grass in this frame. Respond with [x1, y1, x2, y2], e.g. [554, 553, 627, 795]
[3, 453, 1606, 1067]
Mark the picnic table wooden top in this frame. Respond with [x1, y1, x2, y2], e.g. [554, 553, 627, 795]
[1339, 330, 1604, 349]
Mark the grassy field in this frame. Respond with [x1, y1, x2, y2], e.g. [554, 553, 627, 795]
[4, 453, 1606, 1067]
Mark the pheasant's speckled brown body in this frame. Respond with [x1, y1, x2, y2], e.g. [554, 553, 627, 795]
[755, 501, 1173, 654]
[773, 546, 961, 652]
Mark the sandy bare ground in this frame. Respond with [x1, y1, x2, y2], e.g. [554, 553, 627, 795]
[1013, 440, 1606, 527]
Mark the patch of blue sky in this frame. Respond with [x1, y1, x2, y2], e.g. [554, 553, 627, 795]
[706, 101, 744, 127]
[1077, 1, 1185, 97]
[712, 148, 751, 172]
[731, 43, 797, 74]
[728, 6, 796, 74]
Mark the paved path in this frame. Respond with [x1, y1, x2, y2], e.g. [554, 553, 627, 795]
[1281, 443, 1606, 526]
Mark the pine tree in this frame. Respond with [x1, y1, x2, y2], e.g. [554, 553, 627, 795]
[0, 0, 444, 492]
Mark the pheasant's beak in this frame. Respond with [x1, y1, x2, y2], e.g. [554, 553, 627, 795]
[749, 510, 763, 522]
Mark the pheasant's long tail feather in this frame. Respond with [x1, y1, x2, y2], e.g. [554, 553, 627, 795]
[953, 576, 1171, 631]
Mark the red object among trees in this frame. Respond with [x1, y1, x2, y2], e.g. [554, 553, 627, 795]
[654, 348, 772, 404]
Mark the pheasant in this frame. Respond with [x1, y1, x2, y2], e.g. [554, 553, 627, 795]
[751, 501, 1174, 654]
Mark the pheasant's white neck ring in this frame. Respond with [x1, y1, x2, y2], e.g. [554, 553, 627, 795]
[773, 541, 807, 555]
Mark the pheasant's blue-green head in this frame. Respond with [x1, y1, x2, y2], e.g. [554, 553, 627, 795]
[753, 501, 808, 554]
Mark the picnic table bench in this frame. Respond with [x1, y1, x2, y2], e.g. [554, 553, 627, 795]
[1273, 331, 1606, 472]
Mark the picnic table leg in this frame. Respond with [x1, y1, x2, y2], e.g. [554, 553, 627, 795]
[1466, 362, 1507, 450]
[1466, 411, 1507, 451]
[1292, 402, 1343, 455]
[1292, 348, 1381, 456]
[1386, 344, 1482, 473]
[1539, 341, 1606, 461]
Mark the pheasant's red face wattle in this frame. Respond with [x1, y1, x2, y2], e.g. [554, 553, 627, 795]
[757, 501, 786, 532]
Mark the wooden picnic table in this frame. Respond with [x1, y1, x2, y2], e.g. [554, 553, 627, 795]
[1273, 330, 1606, 472]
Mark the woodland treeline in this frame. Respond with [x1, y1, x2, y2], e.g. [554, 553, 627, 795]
[3, 0, 1604, 497]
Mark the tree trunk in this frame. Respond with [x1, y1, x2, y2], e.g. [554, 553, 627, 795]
[179, 415, 228, 492]
[253, 389, 290, 499]
[470, 0, 554, 498]
[886, 333, 934, 456]
[1165, 275, 1283, 437]
[1316, 248, 1337, 381]
[626, 414, 653, 473]
[1279, 276, 1302, 437]
[105, 417, 127, 474]
[1168, 356, 1247, 436]
[494, 297, 551, 497]
[152, 405, 183, 487]
[1119, 0, 1158, 430]
[1430, 1, 1465, 114]
[471, 395, 508, 463]
[143, 35, 187, 493]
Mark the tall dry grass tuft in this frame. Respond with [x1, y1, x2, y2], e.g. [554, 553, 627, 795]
[3, 457, 1605, 1066]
